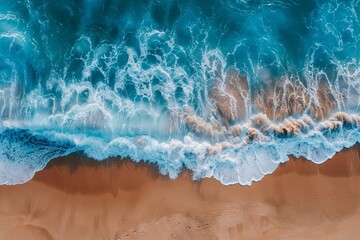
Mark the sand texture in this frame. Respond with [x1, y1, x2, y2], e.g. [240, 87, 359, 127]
[0, 146, 360, 240]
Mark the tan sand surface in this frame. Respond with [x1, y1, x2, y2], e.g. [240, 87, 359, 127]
[0, 146, 360, 240]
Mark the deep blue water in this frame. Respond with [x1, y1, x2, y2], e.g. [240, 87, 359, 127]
[0, 0, 360, 185]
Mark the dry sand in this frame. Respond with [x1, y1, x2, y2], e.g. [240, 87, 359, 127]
[0, 146, 360, 240]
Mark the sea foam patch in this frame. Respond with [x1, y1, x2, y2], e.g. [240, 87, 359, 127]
[0, 112, 359, 185]
[0, 0, 360, 185]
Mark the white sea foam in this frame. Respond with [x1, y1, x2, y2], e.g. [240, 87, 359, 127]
[1, 0, 360, 185]
[0, 111, 359, 185]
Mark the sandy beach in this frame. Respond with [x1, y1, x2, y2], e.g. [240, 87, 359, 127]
[0, 146, 359, 240]
[2, 0, 360, 239]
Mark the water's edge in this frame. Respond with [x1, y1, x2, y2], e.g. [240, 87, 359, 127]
[1, 116, 358, 186]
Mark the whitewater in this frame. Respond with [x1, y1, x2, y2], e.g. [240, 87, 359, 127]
[0, 0, 360, 185]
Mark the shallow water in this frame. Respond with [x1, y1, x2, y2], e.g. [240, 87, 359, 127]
[0, 0, 360, 185]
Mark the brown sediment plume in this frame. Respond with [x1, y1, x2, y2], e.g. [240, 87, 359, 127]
[227, 124, 242, 136]
[331, 112, 360, 125]
[206, 69, 341, 121]
[184, 109, 358, 141]
[254, 75, 312, 120]
[207, 142, 232, 154]
[319, 119, 343, 131]
[267, 111, 359, 136]
[210, 69, 249, 123]
[0, 146, 360, 240]
[255, 75, 338, 121]
[247, 127, 263, 140]
[184, 68, 360, 140]
[271, 115, 315, 136]
[183, 110, 225, 139]
[249, 113, 273, 133]
[309, 78, 338, 120]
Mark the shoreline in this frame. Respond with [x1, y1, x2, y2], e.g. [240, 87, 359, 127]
[0, 145, 359, 239]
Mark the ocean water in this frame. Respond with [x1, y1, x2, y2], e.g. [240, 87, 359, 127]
[0, 0, 360, 185]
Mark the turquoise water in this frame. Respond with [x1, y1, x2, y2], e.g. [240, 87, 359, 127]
[0, 0, 360, 185]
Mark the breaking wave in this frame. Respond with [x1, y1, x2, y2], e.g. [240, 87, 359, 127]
[0, 0, 360, 185]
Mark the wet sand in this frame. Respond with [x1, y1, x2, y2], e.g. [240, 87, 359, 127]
[0, 146, 360, 240]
